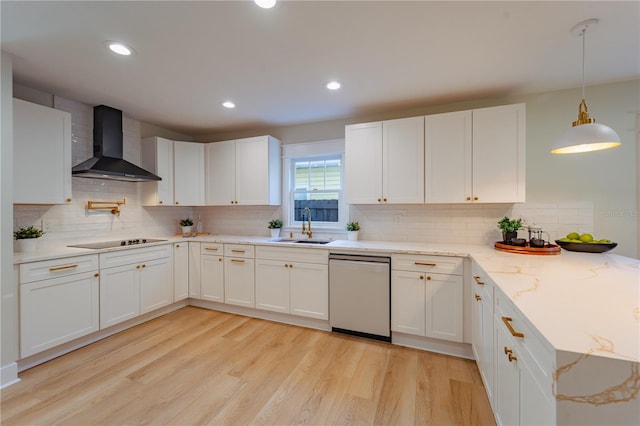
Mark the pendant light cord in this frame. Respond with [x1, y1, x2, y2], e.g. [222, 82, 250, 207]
[581, 27, 586, 100]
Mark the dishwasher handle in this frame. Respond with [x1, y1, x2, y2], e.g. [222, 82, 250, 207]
[329, 254, 390, 264]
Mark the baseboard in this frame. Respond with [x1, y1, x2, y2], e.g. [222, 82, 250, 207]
[1, 362, 21, 389]
[392, 332, 474, 359]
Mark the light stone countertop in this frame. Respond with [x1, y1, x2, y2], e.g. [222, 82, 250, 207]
[14, 234, 640, 363]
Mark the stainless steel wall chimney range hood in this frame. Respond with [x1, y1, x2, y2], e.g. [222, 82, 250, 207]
[72, 105, 161, 182]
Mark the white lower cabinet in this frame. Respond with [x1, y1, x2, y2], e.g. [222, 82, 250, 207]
[391, 254, 463, 342]
[19, 255, 99, 358]
[201, 243, 224, 302]
[492, 284, 555, 426]
[255, 246, 329, 320]
[224, 244, 255, 307]
[99, 245, 172, 328]
[471, 266, 495, 403]
[173, 242, 189, 301]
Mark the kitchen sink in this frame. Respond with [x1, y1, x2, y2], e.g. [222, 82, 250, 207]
[270, 238, 332, 245]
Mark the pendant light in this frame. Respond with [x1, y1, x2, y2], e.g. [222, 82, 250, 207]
[551, 19, 621, 154]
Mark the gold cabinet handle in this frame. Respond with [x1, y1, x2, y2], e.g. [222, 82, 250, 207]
[204, 247, 219, 251]
[94, 273, 100, 278]
[159, 200, 163, 204]
[414, 262, 436, 267]
[475, 294, 482, 301]
[136, 265, 141, 269]
[49, 264, 79, 271]
[176, 244, 181, 248]
[508, 353, 517, 362]
[142, 264, 146, 268]
[377, 198, 382, 202]
[383, 198, 387, 202]
[231, 249, 246, 253]
[419, 275, 424, 280]
[502, 316, 524, 338]
[504, 346, 513, 355]
[473, 275, 485, 286]
[218, 258, 222, 262]
[466, 196, 471, 201]
[426, 276, 431, 280]
[66, 198, 72, 202]
[474, 196, 478, 201]
[230, 259, 245, 263]
[175, 201, 179, 205]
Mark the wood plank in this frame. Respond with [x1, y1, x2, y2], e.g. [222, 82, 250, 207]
[1, 307, 496, 425]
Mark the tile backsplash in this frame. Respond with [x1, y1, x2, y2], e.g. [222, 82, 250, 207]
[13, 95, 593, 248]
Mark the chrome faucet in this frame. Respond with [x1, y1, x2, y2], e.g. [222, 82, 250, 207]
[301, 207, 312, 239]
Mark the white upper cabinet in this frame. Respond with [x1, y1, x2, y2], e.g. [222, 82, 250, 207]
[425, 103, 526, 203]
[345, 117, 424, 204]
[205, 135, 281, 206]
[141, 137, 204, 206]
[472, 104, 526, 203]
[173, 141, 204, 206]
[13, 98, 72, 204]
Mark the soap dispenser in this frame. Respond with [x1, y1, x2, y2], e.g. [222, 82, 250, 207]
[196, 215, 203, 234]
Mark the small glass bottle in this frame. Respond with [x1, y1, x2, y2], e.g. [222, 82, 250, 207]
[196, 215, 203, 234]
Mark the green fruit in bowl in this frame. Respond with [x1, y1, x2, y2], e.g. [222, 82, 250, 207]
[566, 232, 580, 240]
[579, 233, 594, 243]
[570, 239, 583, 243]
[558, 237, 571, 242]
[598, 239, 612, 244]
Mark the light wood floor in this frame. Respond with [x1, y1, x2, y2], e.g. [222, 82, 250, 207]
[1, 307, 495, 425]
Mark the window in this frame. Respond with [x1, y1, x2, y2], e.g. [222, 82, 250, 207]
[282, 140, 347, 230]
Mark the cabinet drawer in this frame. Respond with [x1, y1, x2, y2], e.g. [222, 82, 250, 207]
[201, 242, 224, 255]
[255, 246, 328, 264]
[392, 254, 463, 275]
[224, 244, 254, 258]
[20, 254, 99, 284]
[494, 288, 554, 390]
[100, 244, 171, 269]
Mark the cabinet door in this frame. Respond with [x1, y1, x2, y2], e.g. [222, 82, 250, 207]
[201, 255, 224, 302]
[345, 122, 383, 204]
[205, 140, 236, 205]
[255, 259, 290, 314]
[473, 288, 494, 401]
[290, 262, 328, 320]
[520, 356, 554, 426]
[236, 136, 280, 205]
[20, 271, 99, 357]
[13, 98, 72, 204]
[188, 242, 201, 298]
[174, 141, 204, 206]
[140, 257, 173, 314]
[425, 110, 472, 203]
[383, 116, 424, 204]
[391, 270, 426, 336]
[494, 319, 520, 426]
[100, 264, 140, 329]
[425, 274, 463, 342]
[173, 243, 189, 301]
[224, 257, 255, 307]
[141, 137, 174, 206]
[472, 104, 526, 203]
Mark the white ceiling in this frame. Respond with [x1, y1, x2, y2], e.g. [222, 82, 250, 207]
[2, 1, 638, 136]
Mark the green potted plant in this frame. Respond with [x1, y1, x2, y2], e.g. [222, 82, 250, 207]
[14, 225, 45, 253]
[345, 221, 361, 241]
[179, 218, 194, 236]
[267, 219, 282, 238]
[497, 216, 523, 244]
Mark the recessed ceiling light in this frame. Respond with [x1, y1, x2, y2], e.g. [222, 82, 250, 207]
[222, 101, 236, 109]
[107, 41, 134, 56]
[326, 81, 342, 90]
[255, 0, 277, 9]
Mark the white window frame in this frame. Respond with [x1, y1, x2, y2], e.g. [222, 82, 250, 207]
[282, 139, 348, 231]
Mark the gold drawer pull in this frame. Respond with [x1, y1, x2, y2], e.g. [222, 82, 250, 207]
[230, 259, 245, 263]
[231, 249, 246, 253]
[502, 316, 524, 338]
[49, 264, 79, 271]
[473, 275, 485, 286]
[508, 353, 517, 362]
[475, 294, 482, 301]
[205, 247, 219, 251]
[414, 262, 436, 267]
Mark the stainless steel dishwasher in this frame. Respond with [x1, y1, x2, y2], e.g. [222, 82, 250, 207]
[329, 253, 391, 342]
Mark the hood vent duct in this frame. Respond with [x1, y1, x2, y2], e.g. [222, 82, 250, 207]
[72, 105, 161, 182]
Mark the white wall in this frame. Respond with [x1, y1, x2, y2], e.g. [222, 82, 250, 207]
[1, 51, 18, 387]
[197, 79, 639, 258]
